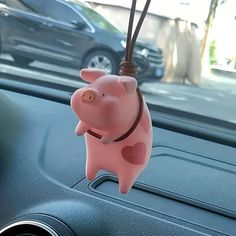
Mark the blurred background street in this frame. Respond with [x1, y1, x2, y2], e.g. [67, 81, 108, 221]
[1, 52, 235, 123]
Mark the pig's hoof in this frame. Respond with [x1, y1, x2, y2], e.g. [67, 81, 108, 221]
[86, 170, 98, 181]
[75, 127, 86, 136]
[75, 130, 83, 136]
[86, 174, 96, 181]
[119, 186, 131, 194]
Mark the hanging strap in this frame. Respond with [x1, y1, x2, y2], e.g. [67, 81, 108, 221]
[120, 0, 151, 78]
[88, 0, 151, 142]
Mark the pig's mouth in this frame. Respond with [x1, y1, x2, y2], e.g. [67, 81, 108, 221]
[87, 88, 144, 142]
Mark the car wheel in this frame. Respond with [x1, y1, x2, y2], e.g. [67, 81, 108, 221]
[12, 55, 34, 66]
[83, 50, 118, 74]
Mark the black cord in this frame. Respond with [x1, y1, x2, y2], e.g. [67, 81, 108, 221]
[125, 0, 137, 62]
[122, 0, 151, 75]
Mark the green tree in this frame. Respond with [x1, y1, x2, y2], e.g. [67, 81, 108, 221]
[209, 40, 217, 65]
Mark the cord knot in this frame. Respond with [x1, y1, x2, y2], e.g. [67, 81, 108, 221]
[119, 61, 137, 77]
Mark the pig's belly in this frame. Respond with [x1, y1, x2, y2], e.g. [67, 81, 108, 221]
[84, 126, 152, 176]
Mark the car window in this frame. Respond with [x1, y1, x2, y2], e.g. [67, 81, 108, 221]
[73, 3, 121, 34]
[4, 0, 43, 14]
[42, 0, 81, 24]
[0, 0, 235, 125]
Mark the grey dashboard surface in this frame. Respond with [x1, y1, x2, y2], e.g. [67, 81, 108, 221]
[0, 89, 236, 236]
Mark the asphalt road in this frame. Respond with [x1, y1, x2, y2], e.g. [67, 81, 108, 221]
[0, 54, 85, 88]
[1, 54, 235, 124]
[141, 82, 236, 124]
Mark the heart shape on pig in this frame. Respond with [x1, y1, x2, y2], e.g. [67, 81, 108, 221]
[121, 142, 146, 165]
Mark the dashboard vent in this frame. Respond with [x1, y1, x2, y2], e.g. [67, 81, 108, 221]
[0, 220, 58, 236]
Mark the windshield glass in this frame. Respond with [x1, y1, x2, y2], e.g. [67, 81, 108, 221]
[0, 0, 235, 125]
[72, 1, 122, 34]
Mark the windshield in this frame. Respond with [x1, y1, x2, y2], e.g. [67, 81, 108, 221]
[0, 0, 235, 125]
[72, 1, 122, 34]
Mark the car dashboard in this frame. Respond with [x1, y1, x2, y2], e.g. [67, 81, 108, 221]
[0, 81, 236, 236]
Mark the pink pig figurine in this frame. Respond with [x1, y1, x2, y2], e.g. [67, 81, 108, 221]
[71, 69, 152, 193]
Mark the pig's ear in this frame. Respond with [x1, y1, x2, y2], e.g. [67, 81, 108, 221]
[119, 76, 137, 94]
[80, 69, 106, 83]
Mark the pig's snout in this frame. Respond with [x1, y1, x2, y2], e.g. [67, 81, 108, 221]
[81, 89, 96, 103]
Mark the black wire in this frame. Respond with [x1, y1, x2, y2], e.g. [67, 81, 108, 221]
[125, 0, 151, 63]
[129, 0, 151, 61]
[125, 0, 137, 61]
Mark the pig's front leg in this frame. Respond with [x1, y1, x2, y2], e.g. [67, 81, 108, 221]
[75, 121, 90, 136]
[101, 129, 121, 144]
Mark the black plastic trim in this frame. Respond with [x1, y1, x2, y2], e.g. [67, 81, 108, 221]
[89, 175, 236, 219]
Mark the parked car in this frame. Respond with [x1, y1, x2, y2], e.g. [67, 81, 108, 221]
[0, 0, 164, 80]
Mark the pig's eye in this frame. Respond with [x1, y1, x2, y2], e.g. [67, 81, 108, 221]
[102, 93, 105, 96]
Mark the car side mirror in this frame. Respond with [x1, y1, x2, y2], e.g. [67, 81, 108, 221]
[71, 20, 87, 30]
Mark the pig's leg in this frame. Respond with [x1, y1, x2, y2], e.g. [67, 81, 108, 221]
[75, 121, 90, 136]
[86, 157, 99, 181]
[118, 173, 136, 194]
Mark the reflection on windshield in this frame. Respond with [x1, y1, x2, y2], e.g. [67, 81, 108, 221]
[73, 4, 121, 34]
[0, 0, 235, 124]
